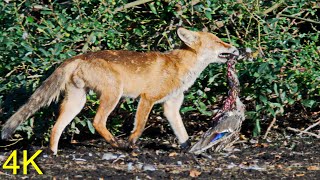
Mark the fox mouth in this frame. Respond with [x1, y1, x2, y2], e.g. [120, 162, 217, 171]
[218, 53, 238, 59]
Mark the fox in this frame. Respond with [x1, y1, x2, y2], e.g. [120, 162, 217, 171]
[1, 28, 239, 155]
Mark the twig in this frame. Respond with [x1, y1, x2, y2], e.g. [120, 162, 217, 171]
[114, 0, 154, 13]
[257, 21, 265, 56]
[244, 15, 252, 38]
[299, 118, 320, 135]
[27, 75, 43, 79]
[0, 138, 24, 148]
[263, 117, 276, 139]
[279, 14, 320, 24]
[287, 127, 320, 138]
[274, 6, 296, 30]
[224, 26, 231, 44]
[263, 0, 284, 15]
[240, 2, 265, 56]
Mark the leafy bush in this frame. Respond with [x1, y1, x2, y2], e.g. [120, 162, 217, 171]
[0, 0, 319, 141]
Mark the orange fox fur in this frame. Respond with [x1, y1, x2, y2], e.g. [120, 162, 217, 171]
[1, 28, 239, 154]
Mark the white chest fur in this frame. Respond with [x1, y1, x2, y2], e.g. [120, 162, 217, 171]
[157, 59, 209, 103]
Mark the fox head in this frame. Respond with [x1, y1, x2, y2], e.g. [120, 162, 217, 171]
[177, 28, 239, 63]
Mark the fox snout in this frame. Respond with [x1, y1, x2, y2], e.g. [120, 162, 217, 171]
[218, 46, 239, 60]
[230, 46, 239, 56]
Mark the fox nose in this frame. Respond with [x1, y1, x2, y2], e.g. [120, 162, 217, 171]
[230, 46, 239, 56]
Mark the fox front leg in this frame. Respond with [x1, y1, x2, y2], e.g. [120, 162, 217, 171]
[163, 94, 190, 149]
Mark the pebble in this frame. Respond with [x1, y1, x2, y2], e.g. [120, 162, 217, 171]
[239, 163, 266, 171]
[73, 158, 87, 161]
[249, 139, 258, 144]
[102, 153, 118, 160]
[226, 162, 237, 169]
[177, 161, 182, 165]
[142, 164, 156, 171]
[127, 162, 134, 171]
[0, 155, 6, 161]
[136, 163, 143, 170]
[71, 155, 86, 161]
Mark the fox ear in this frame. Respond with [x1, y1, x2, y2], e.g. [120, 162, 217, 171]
[177, 28, 198, 47]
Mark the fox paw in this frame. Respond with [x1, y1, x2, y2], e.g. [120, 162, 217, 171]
[180, 139, 191, 150]
[122, 141, 140, 152]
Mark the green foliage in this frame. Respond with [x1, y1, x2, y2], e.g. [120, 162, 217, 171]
[0, 0, 319, 141]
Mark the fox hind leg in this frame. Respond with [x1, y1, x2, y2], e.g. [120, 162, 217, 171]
[50, 84, 86, 155]
[92, 89, 122, 148]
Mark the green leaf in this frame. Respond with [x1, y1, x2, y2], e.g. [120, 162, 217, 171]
[87, 120, 95, 134]
[259, 95, 268, 104]
[273, 83, 279, 96]
[288, 98, 295, 105]
[253, 119, 261, 137]
[180, 106, 196, 113]
[255, 104, 263, 111]
[208, 73, 222, 85]
[39, 48, 50, 57]
[267, 107, 275, 116]
[258, 62, 269, 74]
[280, 91, 286, 102]
[301, 99, 316, 108]
[71, 121, 75, 129]
[54, 43, 63, 55]
[198, 101, 207, 110]
[40, 10, 52, 15]
[253, 72, 260, 77]
[199, 109, 212, 116]
[67, 26, 75, 31]
[75, 117, 86, 127]
[149, 3, 157, 14]
[205, 10, 212, 20]
[133, 28, 143, 36]
[26, 16, 34, 23]
[245, 111, 257, 120]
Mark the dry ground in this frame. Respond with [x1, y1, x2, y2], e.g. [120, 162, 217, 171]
[1, 134, 319, 179]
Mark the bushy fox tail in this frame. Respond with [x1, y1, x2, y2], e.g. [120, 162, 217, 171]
[1, 59, 79, 139]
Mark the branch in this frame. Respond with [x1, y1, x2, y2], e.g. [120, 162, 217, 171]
[287, 127, 320, 138]
[263, 117, 276, 139]
[114, 0, 154, 13]
[299, 118, 320, 135]
[279, 14, 320, 24]
[263, 0, 284, 15]
[0, 138, 24, 148]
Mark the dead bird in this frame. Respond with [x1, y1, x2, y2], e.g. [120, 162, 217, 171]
[189, 53, 245, 154]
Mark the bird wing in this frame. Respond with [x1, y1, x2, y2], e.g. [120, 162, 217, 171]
[189, 111, 243, 154]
